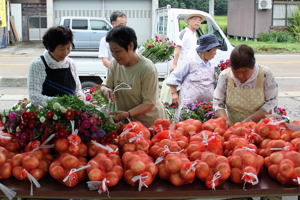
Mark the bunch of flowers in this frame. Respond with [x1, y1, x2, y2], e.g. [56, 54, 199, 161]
[85, 85, 107, 107]
[163, 103, 178, 122]
[180, 101, 215, 122]
[273, 106, 289, 122]
[0, 95, 117, 146]
[214, 59, 230, 86]
[140, 36, 176, 63]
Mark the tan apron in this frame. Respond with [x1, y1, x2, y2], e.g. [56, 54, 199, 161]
[226, 66, 265, 123]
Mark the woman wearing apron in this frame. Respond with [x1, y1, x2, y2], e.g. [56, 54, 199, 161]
[213, 44, 278, 126]
[28, 26, 84, 106]
[166, 34, 220, 120]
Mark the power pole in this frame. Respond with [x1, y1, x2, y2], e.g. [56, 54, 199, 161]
[209, 0, 214, 17]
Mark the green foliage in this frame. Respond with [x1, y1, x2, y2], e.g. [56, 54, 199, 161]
[159, 0, 228, 15]
[258, 31, 294, 43]
[289, 5, 300, 42]
[214, 15, 227, 34]
[230, 38, 300, 53]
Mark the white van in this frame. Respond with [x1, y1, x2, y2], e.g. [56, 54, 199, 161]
[59, 17, 112, 49]
[69, 7, 233, 90]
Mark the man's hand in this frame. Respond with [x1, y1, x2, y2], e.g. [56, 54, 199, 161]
[171, 92, 179, 106]
[110, 111, 129, 122]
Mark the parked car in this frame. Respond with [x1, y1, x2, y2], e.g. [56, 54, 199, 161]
[59, 17, 112, 49]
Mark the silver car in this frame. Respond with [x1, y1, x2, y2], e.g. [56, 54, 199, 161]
[59, 17, 112, 49]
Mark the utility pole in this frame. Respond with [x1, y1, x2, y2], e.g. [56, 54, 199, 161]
[209, 0, 214, 17]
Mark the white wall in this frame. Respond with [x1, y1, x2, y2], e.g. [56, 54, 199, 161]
[52, 0, 157, 44]
[11, 3, 22, 41]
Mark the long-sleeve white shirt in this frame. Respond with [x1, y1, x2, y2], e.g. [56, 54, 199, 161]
[28, 51, 84, 106]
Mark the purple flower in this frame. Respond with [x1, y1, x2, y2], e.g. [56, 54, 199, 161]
[89, 125, 98, 132]
[8, 112, 17, 122]
[81, 120, 91, 129]
[81, 113, 88, 120]
[91, 130, 106, 138]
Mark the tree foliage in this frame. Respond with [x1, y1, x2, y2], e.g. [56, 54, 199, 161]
[159, 0, 228, 15]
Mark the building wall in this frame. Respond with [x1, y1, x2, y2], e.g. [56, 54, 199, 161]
[227, 0, 255, 38]
[52, 0, 155, 44]
[228, 0, 272, 38]
[22, 2, 46, 40]
[254, 9, 272, 38]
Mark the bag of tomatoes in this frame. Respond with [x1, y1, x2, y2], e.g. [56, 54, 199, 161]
[122, 151, 157, 191]
[195, 152, 231, 190]
[265, 151, 300, 185]
[228, 148, 264, 188]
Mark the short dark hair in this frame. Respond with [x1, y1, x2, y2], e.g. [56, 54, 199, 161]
[230, 44, 256, 70]
[106, 26, 137, 51]
[110, 11, 126, 23]
[42, 26, 73, 52]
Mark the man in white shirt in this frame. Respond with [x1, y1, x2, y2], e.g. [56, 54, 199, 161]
[98, 11, 127, 68]
[169, 13, 204, 72]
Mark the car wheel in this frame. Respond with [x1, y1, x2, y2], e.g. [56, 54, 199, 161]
[81, 81, 98, 94]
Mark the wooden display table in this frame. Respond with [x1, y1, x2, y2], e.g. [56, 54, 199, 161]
[1, 169, 300, 199]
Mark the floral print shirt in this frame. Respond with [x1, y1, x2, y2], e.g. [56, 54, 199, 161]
[166, 54, 215, 108]
[213, 64, 278, 112]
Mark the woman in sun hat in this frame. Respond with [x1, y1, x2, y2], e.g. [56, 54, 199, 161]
[169, 13, 205, 72]
[213, 44, 278, 126]
[166, 33, 220, 119]
[160, 13, 205, 105]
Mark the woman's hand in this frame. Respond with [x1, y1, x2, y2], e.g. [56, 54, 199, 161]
[110, 111, 130, 123]
[101, 86, 115, 101]
[171, 92, 179, 106]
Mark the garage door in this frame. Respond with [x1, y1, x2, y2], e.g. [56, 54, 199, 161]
[53, 0, 152, 44]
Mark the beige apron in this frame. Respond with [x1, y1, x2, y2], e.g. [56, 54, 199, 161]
[226, 66, 265, 123]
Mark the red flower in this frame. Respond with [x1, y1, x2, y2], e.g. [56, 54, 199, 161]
[47, 111, 54, 119]
[148, 45, 152, 49]
[65, 109, 75, 121]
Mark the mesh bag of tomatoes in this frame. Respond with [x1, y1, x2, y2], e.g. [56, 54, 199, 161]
[194, 151, 231, 190]
[149, 118, 171, 135]
[0, 131, 20, 153]
[265, 151, 300, 185]
[202, 118, 227, 136]
[228, 148, 264, 188]
[157, 153, 196, 186]
[118, 122, 151, 153]
[223, 137, 257, 157]
[86, 151, 123, 194]
[88, 141, 119, 157]
[223, 121, 262, 145]
[258, 139, 294, 157]
[255, 118, 286, 140]
[0, 146, 15, 179]
[54, 133, 88, 157]
[187, 130, 224, 161]
[149, 130, 189, 160]
[49, 153, 88, 187]
[174, 119, 203, 137]
[122, 150, 158, 191]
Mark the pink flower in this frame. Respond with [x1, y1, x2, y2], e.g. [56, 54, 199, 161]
[85, 94, 91, 101]
[148, 45, 152, 49]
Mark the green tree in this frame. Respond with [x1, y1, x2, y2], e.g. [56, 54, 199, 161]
[159, 0, 228, 15]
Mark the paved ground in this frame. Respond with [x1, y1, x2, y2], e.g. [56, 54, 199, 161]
[0, 42, 299, 121]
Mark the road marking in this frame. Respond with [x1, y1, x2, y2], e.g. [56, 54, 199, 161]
[275, 77, 300, 79]
[0, 64, 28, 66]
[258, 61, 300, 64]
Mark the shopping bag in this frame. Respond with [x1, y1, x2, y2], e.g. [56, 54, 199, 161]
[160, 78, 172, 105]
